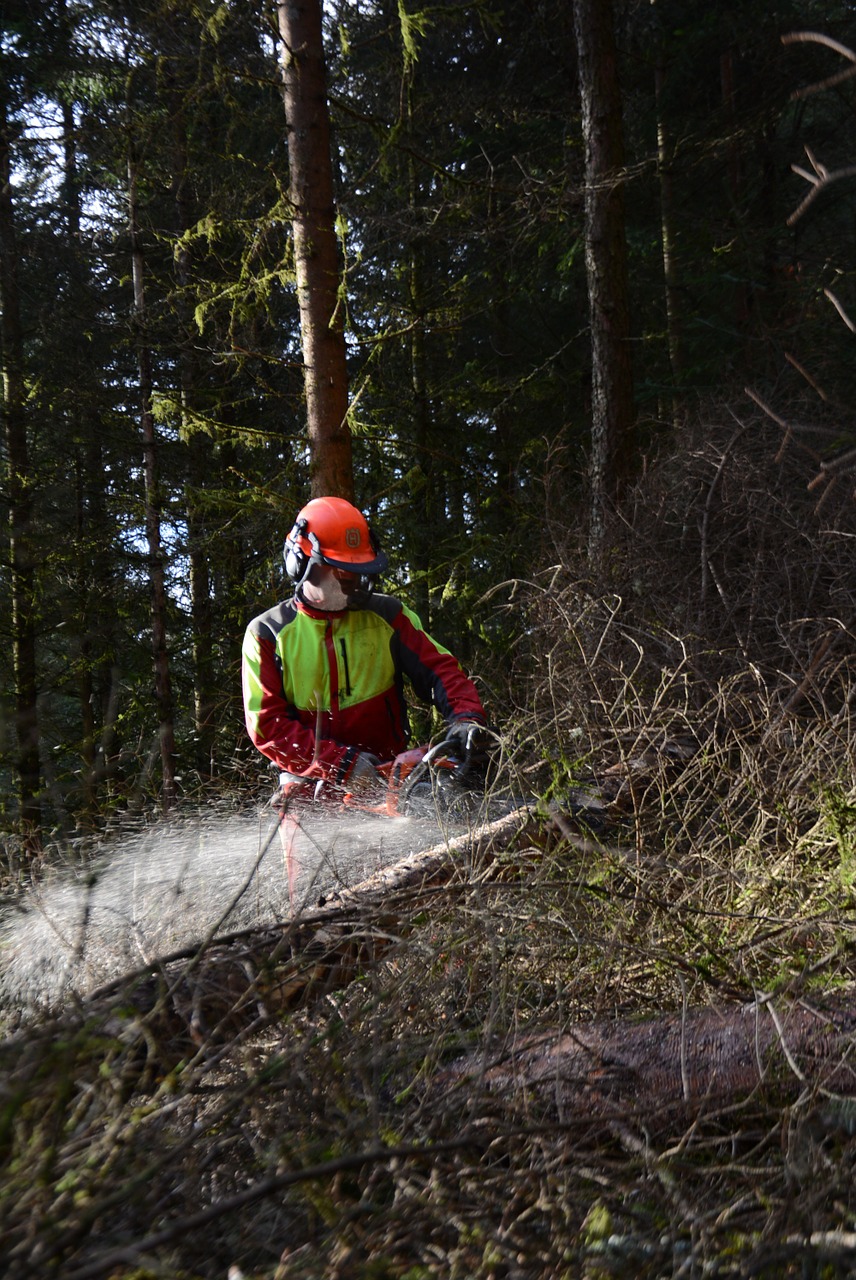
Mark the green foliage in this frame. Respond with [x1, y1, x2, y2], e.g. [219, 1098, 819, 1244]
[1, 0, 855, 851]
[3, 2, 856, 1263]
[397, 0, 432, 70]
[2, 399, 856, 1273]
[823, 789, 856, 895]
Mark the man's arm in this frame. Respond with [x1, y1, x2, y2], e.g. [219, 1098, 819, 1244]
[387, 602, 486, 724]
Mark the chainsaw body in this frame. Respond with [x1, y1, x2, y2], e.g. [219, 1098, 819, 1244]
[276, 738, 474, 820]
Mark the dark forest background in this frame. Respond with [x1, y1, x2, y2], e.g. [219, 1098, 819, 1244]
[5, 6, 856, 1278]
[1, 0, 855, 852]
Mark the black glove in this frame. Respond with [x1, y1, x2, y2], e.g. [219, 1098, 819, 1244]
[444, 718, 486, 752]
[444, 721, 491, 782]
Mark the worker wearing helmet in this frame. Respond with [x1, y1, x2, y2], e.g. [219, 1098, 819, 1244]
[241, 496, 487, 798]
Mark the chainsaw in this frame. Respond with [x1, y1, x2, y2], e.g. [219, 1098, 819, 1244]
[274, 735, 485, 821]
[272, 736, 490, 907]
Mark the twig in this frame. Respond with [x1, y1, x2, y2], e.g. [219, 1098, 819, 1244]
[823, 286, 856, 333]
[786, 144, 856, 226]
[783, 31, 856, 100]
[61, 1139, 478, 1280]
[784, 352, 828, 402]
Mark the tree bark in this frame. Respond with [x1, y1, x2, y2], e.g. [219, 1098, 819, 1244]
[441, 996, 856, 1130]
[128, 153, 177, 810]
[185, 438, 216, 777]
[1, 808, 532, 1084]
[6, 805, 856, 1148]
[7, 808, 856, 1146]
[405, 68, 435, 628]
[0, 95, 41, 846]
[720, 43, 750, 345]
[276, 0, 353, 500]
[573, 0, 635, 563]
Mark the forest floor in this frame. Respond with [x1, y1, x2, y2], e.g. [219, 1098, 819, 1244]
[2, 677, 856, 1279]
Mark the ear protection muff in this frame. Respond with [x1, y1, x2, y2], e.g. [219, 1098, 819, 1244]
[283, 518, 315, 585]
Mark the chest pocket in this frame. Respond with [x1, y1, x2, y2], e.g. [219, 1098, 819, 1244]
[334, 617, 396, 707]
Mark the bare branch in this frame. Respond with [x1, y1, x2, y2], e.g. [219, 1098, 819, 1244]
[781, 36, 856, 222]
[744, 385, 791, 432]
[783, 31, 856, 98]
[823, 286, 856, 332]
[785, 351, 829, 401]
[822, 445, 856, 475]
[787, 154, 856, 226]
[782, 30, 856, 61]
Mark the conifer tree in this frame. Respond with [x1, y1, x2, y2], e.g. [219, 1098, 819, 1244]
[277, 0, 353, 499]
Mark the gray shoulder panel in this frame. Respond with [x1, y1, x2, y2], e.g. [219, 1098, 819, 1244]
[246, 598, 297, 640]
[361, 593, 403, 624]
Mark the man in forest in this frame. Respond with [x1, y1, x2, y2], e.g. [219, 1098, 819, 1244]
[241, 495, 488, 805]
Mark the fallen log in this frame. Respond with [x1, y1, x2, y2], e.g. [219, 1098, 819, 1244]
[438, 994, 856, 1127]
[0, 805, 536, 1087]
[11, 796, 856, 1137]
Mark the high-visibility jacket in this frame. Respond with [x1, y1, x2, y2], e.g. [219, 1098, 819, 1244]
[241, 592, 486, 784]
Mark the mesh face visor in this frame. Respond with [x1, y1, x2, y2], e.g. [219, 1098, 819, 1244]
[317, 544, 388, 576]
[308, 525, 388, 586]
[294, 530, 388, 596]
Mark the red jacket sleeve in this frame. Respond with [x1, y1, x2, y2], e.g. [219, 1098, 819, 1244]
[390, 602, 486, 724]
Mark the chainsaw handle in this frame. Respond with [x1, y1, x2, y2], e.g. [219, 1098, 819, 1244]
[420, 737, 464, 768]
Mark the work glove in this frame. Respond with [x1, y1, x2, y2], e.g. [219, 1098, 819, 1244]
[444, 720, 493, 789]
[347, 751, 384, 797]
[444, 719, 489, 759]
[269, 770, 317, 812]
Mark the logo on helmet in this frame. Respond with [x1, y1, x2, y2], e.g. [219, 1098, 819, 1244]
[345, 527, 361, 549]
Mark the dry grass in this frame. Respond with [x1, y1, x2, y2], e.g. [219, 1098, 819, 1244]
[2, 413, 856, 1278]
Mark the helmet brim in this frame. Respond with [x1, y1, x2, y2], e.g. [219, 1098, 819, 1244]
[319, 549, 388, 576]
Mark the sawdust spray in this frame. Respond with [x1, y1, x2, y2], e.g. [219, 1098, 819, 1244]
[0, 804, 446, 1016]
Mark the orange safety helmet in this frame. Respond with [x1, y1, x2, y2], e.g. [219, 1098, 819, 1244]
[283, 496, 388, 587]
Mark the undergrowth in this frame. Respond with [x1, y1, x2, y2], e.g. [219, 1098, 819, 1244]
[1, 414, 856, 1278]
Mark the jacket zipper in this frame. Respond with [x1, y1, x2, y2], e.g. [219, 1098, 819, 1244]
[339, 636, 352, 698]
[325, 622, 339, 728]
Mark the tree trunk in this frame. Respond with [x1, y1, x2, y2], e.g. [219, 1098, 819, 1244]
[7, 806, 856, 1142]
[405, 65, 435, 627]
[5, 808, 532, 1083]
[655, 58, 685, 416]
[171, 103, 216, 780]
[573, 0, 635, 563]
[64, 90, 95, 812]
[276, 0, 353, 500]
[186, 441, 216, 778]
[409, 239, 433, 626]
[0, 95, 41, 846]
[720, 43, 750, 345]
[73, 451, 98, 813]
[128, 154, 177, 810]
[61, 84, 109, 820]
